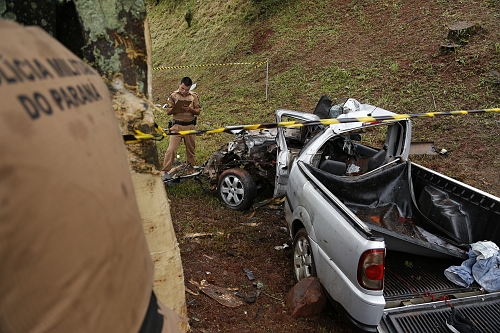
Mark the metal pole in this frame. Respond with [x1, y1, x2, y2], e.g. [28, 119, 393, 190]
[265, 58, 269, 101]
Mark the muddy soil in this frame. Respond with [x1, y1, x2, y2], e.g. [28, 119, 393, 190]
[168, 191, 355, 333]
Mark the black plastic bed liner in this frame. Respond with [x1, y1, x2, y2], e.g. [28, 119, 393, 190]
[305, 161, 470, 260]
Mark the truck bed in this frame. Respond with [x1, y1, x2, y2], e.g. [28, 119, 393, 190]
[302, 159, 500, 332]
[304, 159, 500, 259]
[384, 251, 481, 303]
[304, 161, 469, 259]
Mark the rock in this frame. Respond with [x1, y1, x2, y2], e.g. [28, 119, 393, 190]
[285, 277, 327, 318]
[441, 21, 477, 52]
[447, 21, 475, 44]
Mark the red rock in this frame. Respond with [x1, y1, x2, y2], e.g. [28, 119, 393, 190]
[285, 277, 327, 318]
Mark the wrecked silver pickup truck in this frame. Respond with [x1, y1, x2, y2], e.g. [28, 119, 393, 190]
[284, 98, 500, 332]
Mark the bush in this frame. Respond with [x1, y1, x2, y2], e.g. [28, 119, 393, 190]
[249, 0, 291, 17]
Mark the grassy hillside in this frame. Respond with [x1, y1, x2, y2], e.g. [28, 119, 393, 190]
[147, 0, 500, 196]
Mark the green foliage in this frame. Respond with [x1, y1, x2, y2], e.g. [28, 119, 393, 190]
[184, 0, 195, 27]
[184, 9, 193, 27]
[248, 0, 292, 18]
[147, 0, 500, 197]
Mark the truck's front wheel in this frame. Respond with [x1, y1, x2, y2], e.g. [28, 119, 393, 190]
[293, 228, 317, 282]
[217, 168, 256, 210]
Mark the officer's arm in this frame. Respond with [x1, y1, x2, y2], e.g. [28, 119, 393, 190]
[188, 94, 201, 115]
[165, 95, 175, 115]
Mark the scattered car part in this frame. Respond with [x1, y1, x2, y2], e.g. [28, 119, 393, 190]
[189, 279, 243, 308]
[409, 141, 438, 155]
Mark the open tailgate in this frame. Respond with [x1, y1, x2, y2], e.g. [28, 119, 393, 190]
[379, 292, 500, 333]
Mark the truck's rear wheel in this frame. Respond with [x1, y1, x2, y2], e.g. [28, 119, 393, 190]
[217, 168, 256, 211]
[293, 228, 317, 282]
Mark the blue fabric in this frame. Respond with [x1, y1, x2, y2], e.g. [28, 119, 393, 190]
[445, 242, 500, 292]
[444, 248, 477, 288]
[472, 255, 500, 292]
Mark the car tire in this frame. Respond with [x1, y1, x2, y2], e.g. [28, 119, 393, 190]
[292, 228, 317, 282]
[217, 168, 256, 211]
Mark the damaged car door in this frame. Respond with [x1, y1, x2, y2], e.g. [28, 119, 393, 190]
[273, 109, 322, 198]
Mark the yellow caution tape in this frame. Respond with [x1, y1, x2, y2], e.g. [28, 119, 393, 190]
[123, 124, 166, 144]
[153, 61, 268, 71]
[124, 108, 500, 144]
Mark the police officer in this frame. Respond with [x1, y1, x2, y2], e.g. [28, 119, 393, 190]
[0, 19, 185, 333]
[161, 77, 201, 180]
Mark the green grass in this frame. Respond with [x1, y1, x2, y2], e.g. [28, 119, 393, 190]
[147, 0, 500, 197]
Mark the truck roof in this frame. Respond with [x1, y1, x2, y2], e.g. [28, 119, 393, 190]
[331, 99, 408, 133]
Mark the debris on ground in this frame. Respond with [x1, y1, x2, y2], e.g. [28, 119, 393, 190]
[441, 21, 477, 51]
[409, 141, 438, 155]
[185, 287, 199, 296]
[239, 222, 261, 227]
[189, 279, 244, 307]
[253, 197, 286, 210]
[242, 267, 255, 280]
[183, 232, 223, 239]
[254, 280, 265, 289]
[236, 290, 261, 303]
[274, 243, 289, 250]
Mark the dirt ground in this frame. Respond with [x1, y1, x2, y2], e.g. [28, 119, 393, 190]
[169, 191, 356, 333]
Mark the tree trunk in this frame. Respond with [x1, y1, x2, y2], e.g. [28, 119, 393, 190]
[72, 2, 188, 331]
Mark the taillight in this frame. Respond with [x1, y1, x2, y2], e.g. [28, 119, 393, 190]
[357, 249, 385, 290]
